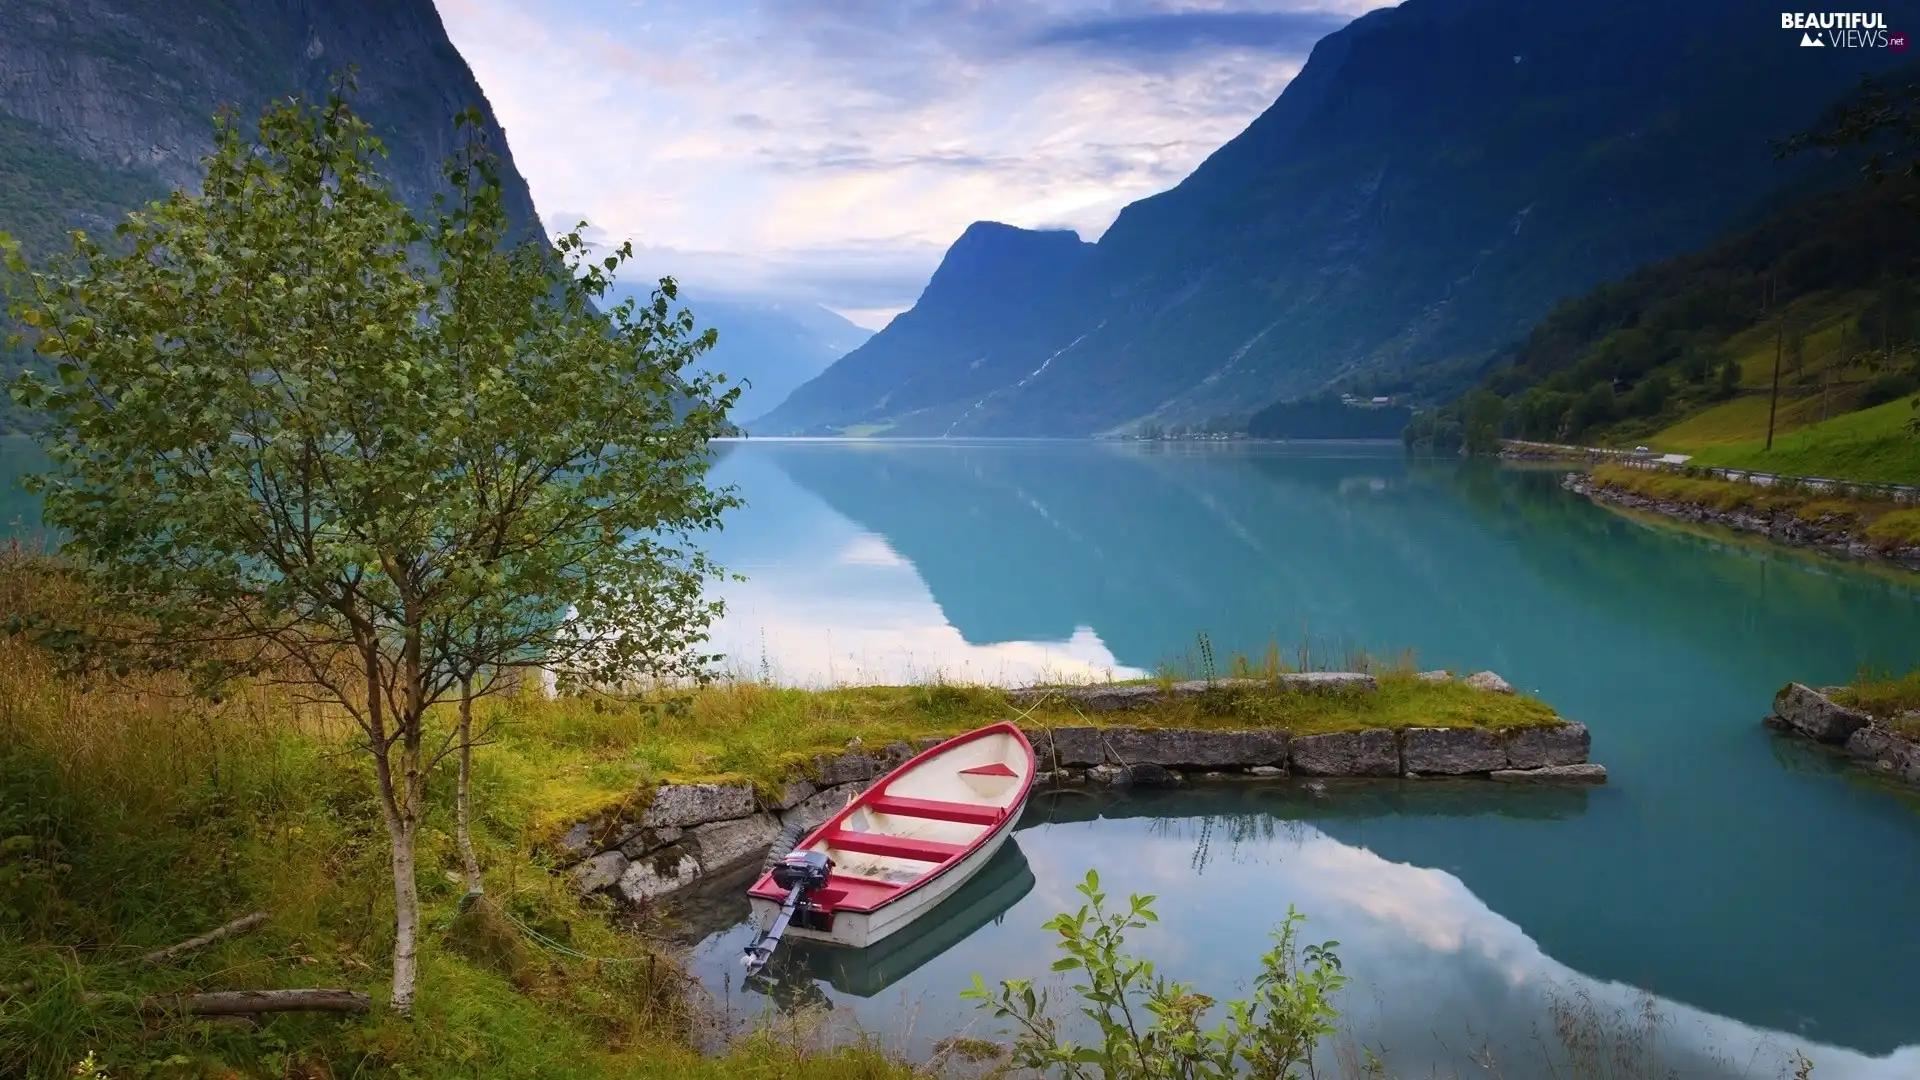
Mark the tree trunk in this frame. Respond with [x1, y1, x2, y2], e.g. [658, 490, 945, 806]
[456, 672, 483, 899]
[386, 798, 422, 1016]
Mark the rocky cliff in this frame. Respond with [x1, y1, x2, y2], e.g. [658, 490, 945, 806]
[0, 0, 545, 431]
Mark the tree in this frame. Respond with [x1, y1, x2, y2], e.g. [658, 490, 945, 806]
[1715, 355, 1741, 400]
[1630, 372, 1672, 417]
[4, 93, 738, 1012]
[1462, 390, 1505, 455]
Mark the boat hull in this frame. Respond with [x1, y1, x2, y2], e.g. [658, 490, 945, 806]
[748, 795, 1026, 949]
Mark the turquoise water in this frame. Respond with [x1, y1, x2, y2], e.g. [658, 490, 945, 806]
[10, 435, 1920, 1074]
[682, 439, 1920, 1077]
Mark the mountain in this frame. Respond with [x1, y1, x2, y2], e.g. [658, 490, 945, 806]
[758, 0, 1908, 437]
[750, 221, 1094, 436]
[610, 291, 871, 427]
[0, 0, 543, 431]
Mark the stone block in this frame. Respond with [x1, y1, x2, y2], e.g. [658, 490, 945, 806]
[1506, 723, 1590, 768]
[642, 782, 757, 828]
[1403, 727, 1507, 775]
[1289, 729, 1400, 776]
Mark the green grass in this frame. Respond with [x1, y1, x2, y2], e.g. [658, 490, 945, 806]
[1682, 397, 1920, 485]
[1587, 464, 1920, 551]
[1833, 668, 1920, 738]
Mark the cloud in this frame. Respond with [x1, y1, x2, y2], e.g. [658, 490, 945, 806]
[435, 0, 1376, 315]
[1033, 10, 1356, 60]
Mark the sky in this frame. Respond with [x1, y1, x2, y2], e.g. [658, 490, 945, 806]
[434, 0, 1383, 329]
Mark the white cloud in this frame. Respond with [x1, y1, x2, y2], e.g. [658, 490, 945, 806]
[434, 0, 1382, 312]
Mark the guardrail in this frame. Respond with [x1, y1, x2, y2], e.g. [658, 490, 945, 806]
[1499, 440, 1920, 504]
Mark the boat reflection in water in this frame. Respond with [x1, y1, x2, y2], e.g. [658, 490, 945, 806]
[747, 839, 1036, 1002]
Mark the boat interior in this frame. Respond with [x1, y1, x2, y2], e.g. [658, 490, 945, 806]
[799, 727, 1031, 911]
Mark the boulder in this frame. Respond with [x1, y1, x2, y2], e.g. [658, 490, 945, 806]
[1125, 763, 1181, 788]
[913, 735, 947, 753]
[690, 814, 780, 873]
[1097, 727, 1290, 769]
[813, 751, 877, 786]
[778, 782, 865, 830]
[1403, 727, 1508, 775]
[1289, 730, 1400, 776]
[766, 779, 817, 812]
[1249, 765, 1286, 777]
[876, 741, 916, 770]
[643, 782, 757, 828]
[571, 851, 628, 895]
[1506, 723, 1590, 768]
[1844, 726, 1920, 783]
[616, 825, 682, 860]
[1772, 683, 1870, 744]
[1490, 764, 1608, 784]
[1415, 670, 1452, 683]
[1462, 671, 1515, 694]
[616, 847, 701, 903]
[1087, 764, 1128, 786]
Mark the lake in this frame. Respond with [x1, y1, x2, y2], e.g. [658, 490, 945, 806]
[8, 435, 1920, 1076]
[683, 438, 1920, 1078]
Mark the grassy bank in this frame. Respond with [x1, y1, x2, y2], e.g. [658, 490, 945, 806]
[1833, 667, 1920, 738]
[0, 554, 1570, 1079]
[1587, 463, 1920, 548]
[1677, 397, 1920, 485]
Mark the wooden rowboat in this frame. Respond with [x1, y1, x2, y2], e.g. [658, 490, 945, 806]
[745, 721, 1036, 950]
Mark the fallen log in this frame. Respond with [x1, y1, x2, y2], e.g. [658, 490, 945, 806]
[139, 911, 270, 966]
[141, 989, 371, 1016]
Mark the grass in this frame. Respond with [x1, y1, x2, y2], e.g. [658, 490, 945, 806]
[1833, 667, 1920, 738]
[1588, 463, 1920, 550]
[1682, 397, 1920, 486]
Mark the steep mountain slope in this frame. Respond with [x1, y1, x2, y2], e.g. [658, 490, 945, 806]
[751, 221, 1094, 436]
[762, 0, 1906, 437]
[0, 0, 544, 431]
[649, 293, 870, 427]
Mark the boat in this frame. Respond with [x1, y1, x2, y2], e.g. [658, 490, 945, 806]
[744, 721, 1036, 954]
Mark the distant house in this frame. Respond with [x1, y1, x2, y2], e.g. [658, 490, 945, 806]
[1371, 396, 1392, 406]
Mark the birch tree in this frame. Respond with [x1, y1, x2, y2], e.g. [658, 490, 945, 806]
[5, 93, 738, 1013]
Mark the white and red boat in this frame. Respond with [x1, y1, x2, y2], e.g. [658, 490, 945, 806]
[744, 721, 1036, 956]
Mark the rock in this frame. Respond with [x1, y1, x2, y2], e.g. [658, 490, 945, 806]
[1271, 672, 1379, 694]
[1056, 769, 1087, 785]
[571, 851, 628, 895]
[913, 735, 947, 752]
[1403, 727, 1507, 775]
[1201, 771, 1231, 780]
[690, 814, 780, 873]
[558, 819, 601, 861]
[1087, 764, 1128, 786]
[1462, 671, 1515, 694]
[1249, 765, 1286, 777]
[1772, 683, 1871, 744]
[1490, 764, 1608, 784]
[1097, 727, 1289, 769]
[1046, 727, 1110, 767]
[643, 782, 757, 828]
[1844, 726, 1920, 783]
[1289, 730, 1400, 776]
[1126, 763, 1181, 788]
[616, 847, 701, 903]
[1033, 770, 1062, 786]
[1303, 780, 1329, 797]
[1506, 723, 1590, 768]
[1415, 670, 1451, 683]
[778, 782, 865, 831]
[814, 751, 877, 786]
[616, 826, 682, 860]
[767, 779, 817, 812]
[876, 741, 916, 769]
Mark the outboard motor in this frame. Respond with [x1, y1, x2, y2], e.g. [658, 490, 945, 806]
[742, 849, 833, 975]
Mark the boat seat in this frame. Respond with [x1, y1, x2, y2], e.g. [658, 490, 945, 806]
[866, 793, 1005, 827]
[824, 829, 967, 863]
[958, 762, 1016, 778]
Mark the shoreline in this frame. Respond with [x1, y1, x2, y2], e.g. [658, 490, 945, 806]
[561, 673, 1602, 911]
[1563, 470, 1920, 573]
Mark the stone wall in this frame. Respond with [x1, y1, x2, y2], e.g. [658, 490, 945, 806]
[559, 673, 1602, 907]
[1766, 682, 1920, 785]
